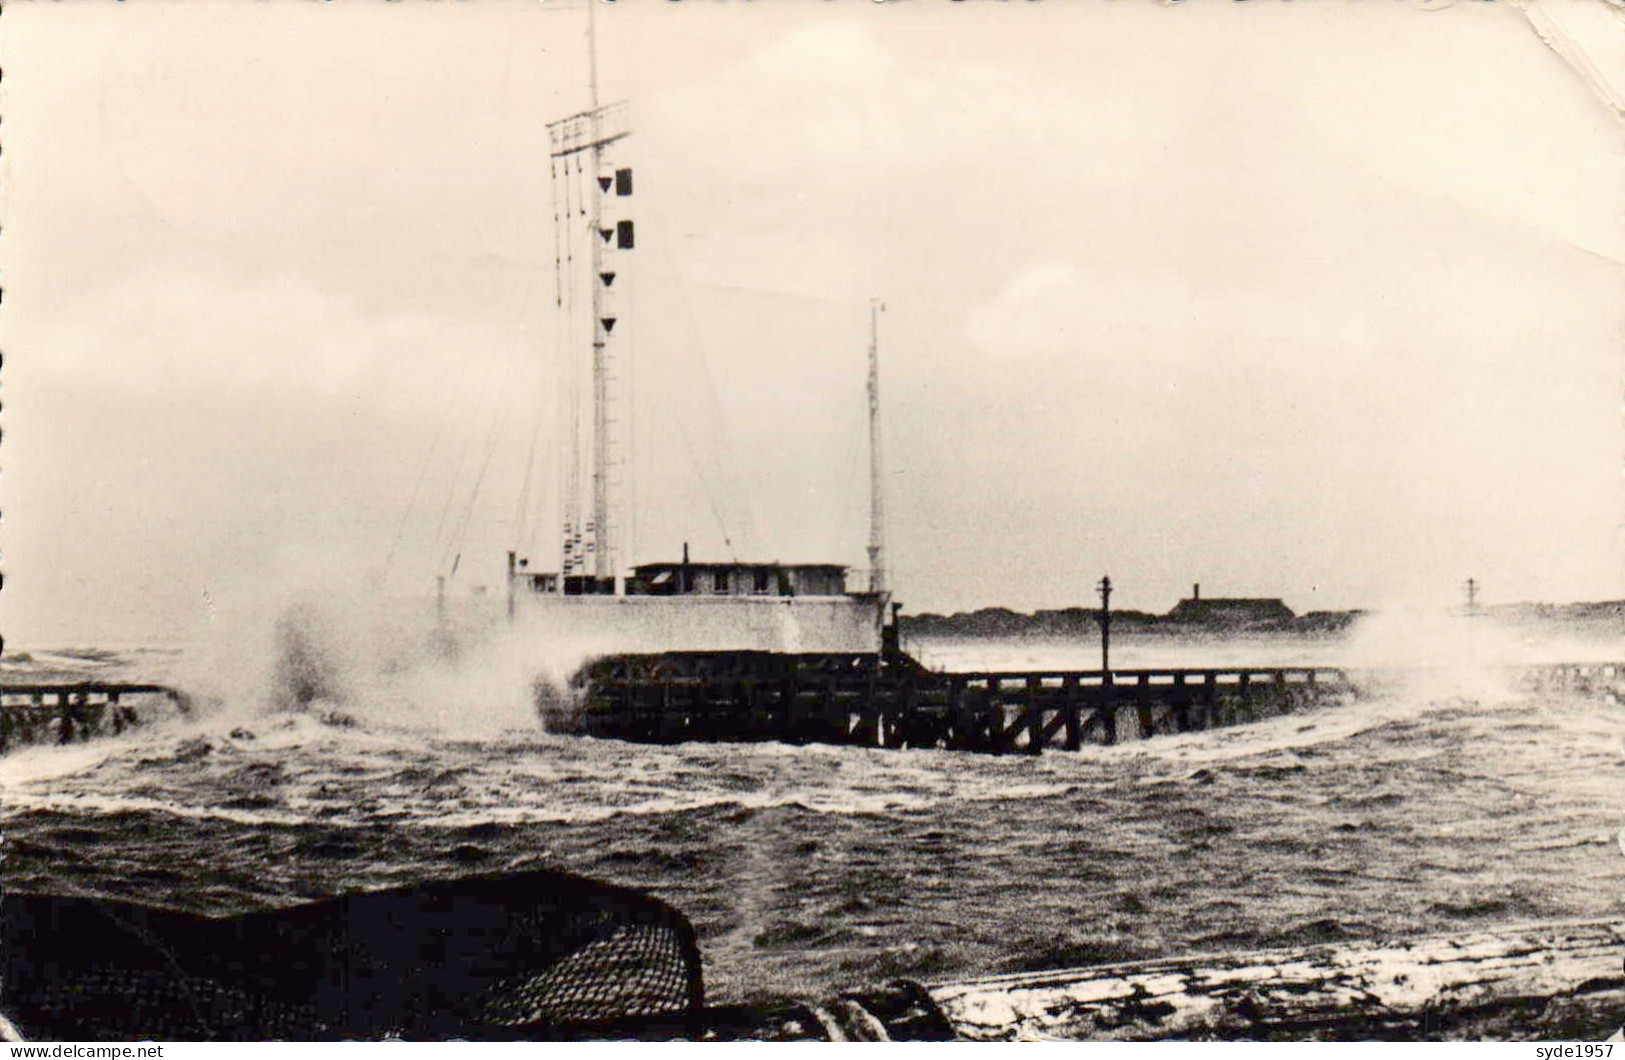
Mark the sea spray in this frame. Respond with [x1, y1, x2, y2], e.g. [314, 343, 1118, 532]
[166, 573, 612, 738]
[1336, 604, 1622, 705]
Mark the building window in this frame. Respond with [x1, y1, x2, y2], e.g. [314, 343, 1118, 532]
[714, 570, 730, 594]
[753, 568, 771, 594]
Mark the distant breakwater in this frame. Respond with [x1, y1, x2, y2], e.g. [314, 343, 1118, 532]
[900, 598, 1625, 640]
[900, 607, 1358, 640]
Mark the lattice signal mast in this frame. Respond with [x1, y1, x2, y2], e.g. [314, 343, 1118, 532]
[546, 2, 631, 591]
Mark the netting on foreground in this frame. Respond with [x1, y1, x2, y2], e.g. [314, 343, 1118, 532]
[0, 870, 705, 1041]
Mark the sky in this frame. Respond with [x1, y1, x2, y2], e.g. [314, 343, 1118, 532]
[3, 0, 1624, 645]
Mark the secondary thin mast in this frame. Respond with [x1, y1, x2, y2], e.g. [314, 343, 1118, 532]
[587, 0, 613, 587]
[867, 298, 887, 595]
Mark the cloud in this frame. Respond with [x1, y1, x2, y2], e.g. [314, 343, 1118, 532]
[960, 260, 1362, 379]
[644, 17, 1040, 196]
[964, 261, 1092, 362]
[16, 266, 547, 425]
[746, 20, 896, 85]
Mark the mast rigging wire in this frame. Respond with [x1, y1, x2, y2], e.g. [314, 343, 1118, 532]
[441, 389, 515, 576]
[622, 197, 760, 562]
[379, 353, 460, 588]
[509, 282, 558, 560]
[430, 366, 506, 572]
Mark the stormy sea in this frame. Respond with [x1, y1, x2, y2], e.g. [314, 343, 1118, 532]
[3, 612, 1624, 1008]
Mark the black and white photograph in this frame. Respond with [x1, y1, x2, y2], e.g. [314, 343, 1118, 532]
[2, 0, 1625, 1042]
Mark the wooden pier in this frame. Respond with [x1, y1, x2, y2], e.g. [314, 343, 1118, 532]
[1514, 660, 1625, 698]
[553, 652, 1355, 754]
[555, 653, 1625, 755]
[0, 683, 191, 754]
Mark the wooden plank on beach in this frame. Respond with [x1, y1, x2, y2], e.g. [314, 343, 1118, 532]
[924, 919, 1625, 1041]
[722, 920, 1625, 1041]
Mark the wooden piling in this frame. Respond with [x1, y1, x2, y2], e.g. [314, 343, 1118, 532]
[1061, 675, 1081, 751]
[980, 681, 996, 751]
[1024, 676, 1043, 755]
[1135, 674, 1154, 740]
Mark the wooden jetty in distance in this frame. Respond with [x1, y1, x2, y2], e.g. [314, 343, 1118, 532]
[552, 652, 1356, 754]
[1515, 660, 1625, 698]
[0, 682, 191, 753]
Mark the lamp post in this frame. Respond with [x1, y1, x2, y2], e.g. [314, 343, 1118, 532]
[1464, 577, 1480, 665]
[1097, 575, 1113, 675]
